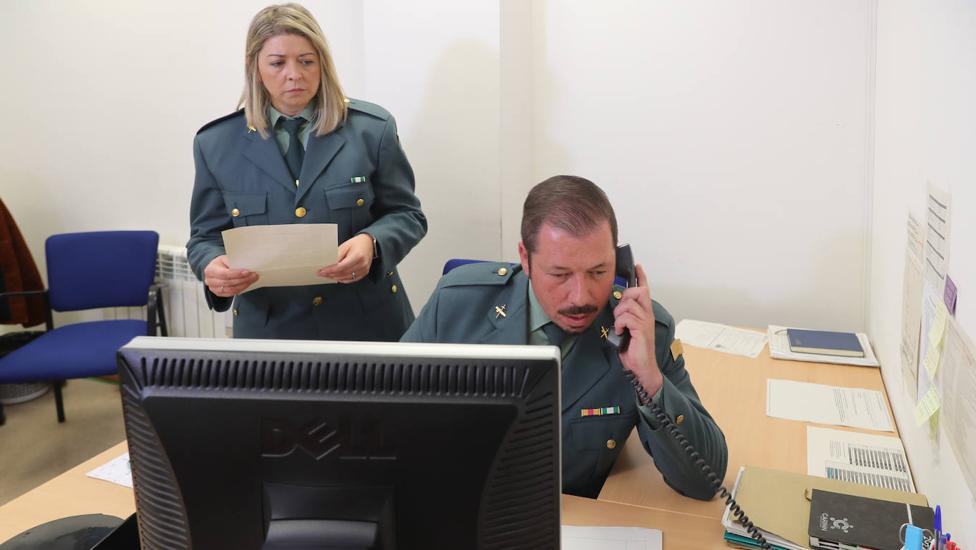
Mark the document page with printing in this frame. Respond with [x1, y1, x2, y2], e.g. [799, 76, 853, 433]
[766, 379, 894, 432]
[806, 426, 914, 492]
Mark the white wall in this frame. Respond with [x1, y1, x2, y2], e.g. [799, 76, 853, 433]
[870, 0, 976, 544]
[0, 0, 365, 275]
[526, 0, 875, 330]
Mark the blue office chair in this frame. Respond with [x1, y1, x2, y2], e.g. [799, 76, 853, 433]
[0, 231, 167, 423]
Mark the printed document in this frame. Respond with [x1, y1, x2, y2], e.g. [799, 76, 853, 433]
[86, 452, 133, 488]
[675, 319, 767, 358]
[923, 182, 951, 292]
[562, 525, 662, 550]
[900, 213, 925, 398]
[766, 379, 894, 432]
[222, 223, 338, 292]
[806, 426, 914, 492]
[938, 318, 976, 498]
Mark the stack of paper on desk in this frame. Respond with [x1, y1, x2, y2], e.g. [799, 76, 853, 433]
[767, 325, 879, 367]
[721, 466, 929, 550]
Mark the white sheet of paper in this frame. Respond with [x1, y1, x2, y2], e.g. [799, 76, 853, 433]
[86, 452, 133, 488]
[766, 379, 894, 432]
[938, 318, 976, 498]
[675, 319, 767, 358]
[806, 426, 914, 492]
[923, 182, 951, 292]
[222, 224, 338, 292]
[900, 214, 925, 398]
[561, 525, 662, 550]
[767, 326, 879, 367]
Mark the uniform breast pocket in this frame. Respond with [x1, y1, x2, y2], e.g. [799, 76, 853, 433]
[569, 414, 634, 481]
[323, 185, 375, 234]
[222, 191, 268, 227]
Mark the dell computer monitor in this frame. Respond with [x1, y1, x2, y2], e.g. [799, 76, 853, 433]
[117, 337, 561, 550]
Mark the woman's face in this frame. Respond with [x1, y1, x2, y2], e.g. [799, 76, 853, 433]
[257, 34, 321, 116]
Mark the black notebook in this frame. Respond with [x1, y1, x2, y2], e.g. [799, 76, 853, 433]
[787, 328, 865, 358]
[808, 489, 933, 550]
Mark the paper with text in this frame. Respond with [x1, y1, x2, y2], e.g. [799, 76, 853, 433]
[222, 223, 338, 292]
[86, 452, 133, 488]
[917, 285, 944, 400]
[806, 426, 914, 493]
[938, 318, 976, 497]
[675, 319, 767, 358]
[562, 525, 662, 550]
[900, 213, 925, 398]
[766, 379, 894, 432]
[923, 182, 951, 292]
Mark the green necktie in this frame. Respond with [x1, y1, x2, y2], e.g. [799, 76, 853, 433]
[279, 117, 305, 181]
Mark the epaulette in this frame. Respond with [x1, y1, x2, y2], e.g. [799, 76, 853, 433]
[441, 261, 518, 288]
[345, 98, 391, 121]
[197, 109, 245, 135]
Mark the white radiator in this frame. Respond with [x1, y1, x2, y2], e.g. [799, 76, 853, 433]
[104, 244, 232, 338]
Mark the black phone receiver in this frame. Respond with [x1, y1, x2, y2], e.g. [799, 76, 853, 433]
[606, 244, 635, 352]
[606, 243, 773, 549]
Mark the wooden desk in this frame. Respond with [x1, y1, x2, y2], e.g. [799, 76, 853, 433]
[0, 345, 899, 548]
[1, 441, 722, 549]
[598, 344, 897, 521]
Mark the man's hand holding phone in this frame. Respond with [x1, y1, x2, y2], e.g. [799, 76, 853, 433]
[613, 264, 665, 398]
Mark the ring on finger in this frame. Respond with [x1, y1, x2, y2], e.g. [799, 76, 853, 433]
[351, 271, 357, 279]
[220, 285, 225, 294]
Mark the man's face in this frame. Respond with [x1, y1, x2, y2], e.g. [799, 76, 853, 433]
[519, 220, 616, 334]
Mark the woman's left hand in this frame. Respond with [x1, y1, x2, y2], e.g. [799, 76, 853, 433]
[318, 233, 374, 283]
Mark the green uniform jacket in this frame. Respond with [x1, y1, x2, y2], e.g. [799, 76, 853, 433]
[187, 100, 426, 341]
[401, 262, 728, 500]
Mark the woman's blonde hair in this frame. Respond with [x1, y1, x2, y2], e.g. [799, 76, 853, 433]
[240, 3, 347, 138]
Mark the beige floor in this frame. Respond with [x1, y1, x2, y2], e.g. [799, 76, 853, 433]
[0, 379, 126, 506]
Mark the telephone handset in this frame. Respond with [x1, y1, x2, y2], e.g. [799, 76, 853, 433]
[606, 244, 772, 550]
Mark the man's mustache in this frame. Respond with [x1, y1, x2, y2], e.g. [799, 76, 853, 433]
[558, 304, 598, 316]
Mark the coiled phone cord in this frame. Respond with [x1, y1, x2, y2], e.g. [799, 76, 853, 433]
[626, 371, 773, 550]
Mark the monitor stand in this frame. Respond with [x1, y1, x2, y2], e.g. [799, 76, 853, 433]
[0, 514, 124, 550]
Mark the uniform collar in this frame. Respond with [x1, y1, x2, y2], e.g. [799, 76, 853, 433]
[267, 103, 315, 128]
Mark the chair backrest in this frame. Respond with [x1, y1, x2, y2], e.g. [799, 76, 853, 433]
[46, 231, 159, 312]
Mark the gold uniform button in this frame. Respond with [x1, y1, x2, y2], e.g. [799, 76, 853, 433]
[356, 198, 365, 207]
[391, 284, 398, 294]
[295, 207, 307, 218]
[606, 439, 617, 450]
[232, 308, 239, 317]
[312, 296, 323, 307]
[231, 208, 241, 217]
[676, 415, 686, 426]
[613, 290, 623, 300]
[497, 267, 508, 276]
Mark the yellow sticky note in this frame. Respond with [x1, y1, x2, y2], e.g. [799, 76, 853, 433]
[913, 387, 941, 426]
[928, 302, 950, 348]
[923, 346, 942, 379]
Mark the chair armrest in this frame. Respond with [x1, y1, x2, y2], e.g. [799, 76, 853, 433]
[147, 284, 168, 337]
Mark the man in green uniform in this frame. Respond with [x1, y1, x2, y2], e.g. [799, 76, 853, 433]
[402, 175, 727, 500]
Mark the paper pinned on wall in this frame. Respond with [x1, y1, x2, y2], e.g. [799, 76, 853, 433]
[806, 426, 915, 493]
[938, 318, 976, 498]
[928, 302, 950, 349]
[917, 285, 943, 400]
[900, 213, 925, 398]
[913, 387, 941, 426]
[922, 182, 951, 292]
